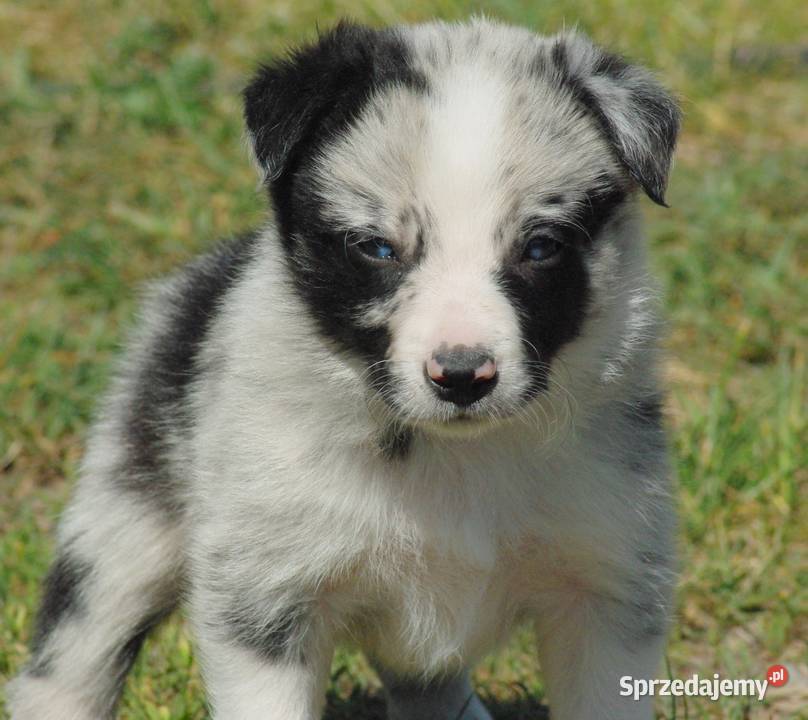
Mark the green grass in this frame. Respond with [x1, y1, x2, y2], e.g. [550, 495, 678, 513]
[1, 1, 805, 718]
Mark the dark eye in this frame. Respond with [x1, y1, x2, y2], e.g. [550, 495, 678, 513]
[355, 236, 398, 262]
[522, 234, 563, 264]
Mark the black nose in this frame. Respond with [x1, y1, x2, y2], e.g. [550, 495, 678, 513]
[425, 345, 498, 407]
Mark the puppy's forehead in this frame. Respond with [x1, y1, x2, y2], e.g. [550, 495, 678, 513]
[313, 22, 622, 248]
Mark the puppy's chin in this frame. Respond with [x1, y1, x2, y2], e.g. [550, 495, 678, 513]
[416, 412, 501, 439]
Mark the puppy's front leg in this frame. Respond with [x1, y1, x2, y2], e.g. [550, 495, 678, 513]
[197, 640, 333, 720]
[533, 581, 671, 720]
[191, 580, 333, 720]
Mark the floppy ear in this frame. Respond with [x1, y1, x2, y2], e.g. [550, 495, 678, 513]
[554, 33, 681, 206]
[243, 21, 421, 186]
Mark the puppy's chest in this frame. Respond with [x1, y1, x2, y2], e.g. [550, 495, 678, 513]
[348, 540, 531, 674]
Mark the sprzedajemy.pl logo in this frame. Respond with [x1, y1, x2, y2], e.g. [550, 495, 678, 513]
[620, 665, 790, 702]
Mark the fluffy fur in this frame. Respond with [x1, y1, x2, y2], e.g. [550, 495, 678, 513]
[9, 18, 680, 720]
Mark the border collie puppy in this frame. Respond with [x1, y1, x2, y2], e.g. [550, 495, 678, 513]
[9, 18, 680, 720]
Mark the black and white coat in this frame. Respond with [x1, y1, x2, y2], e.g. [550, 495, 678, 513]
[10, 18, 680, 720]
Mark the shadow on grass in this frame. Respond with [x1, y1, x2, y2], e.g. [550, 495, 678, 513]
[324, 688, 550, 719]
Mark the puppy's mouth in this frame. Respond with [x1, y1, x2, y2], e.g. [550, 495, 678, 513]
[417, 405, 503, 437]
[367, 374, 521, 437]
[435, 412, 481, 428]
[448, 412, 474, 421]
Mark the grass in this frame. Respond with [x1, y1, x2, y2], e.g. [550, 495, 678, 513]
[0, 1, 805, 718]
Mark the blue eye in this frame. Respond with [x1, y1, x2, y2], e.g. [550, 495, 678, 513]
[356, 237, 398, 261]
[522, 234, 563, 264]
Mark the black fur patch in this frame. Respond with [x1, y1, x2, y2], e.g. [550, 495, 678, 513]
[27, 654, 53, 678]
[618, 587, 670, 647]
[498, 182, 625, 397]
[623, 395, 668, 473]
[621, 551, 674, 646]
[30, 552, 93, 667]
[539, 38, 679, 206]
[109, 609, 171, 697]
[551, 38, 568, 73]
[120, 232, 260, 513]
[570, 181, 628, 242]
[244, 22, 427, 190]
[243, 23, 427, 373]
[624, 395, 667, 451]
[378, 425, 414, 461]
[498, 251, 589, 398]
[116, 622, 152, 673]
[630, 395, 664, 428]
[224, 601, 310, 664]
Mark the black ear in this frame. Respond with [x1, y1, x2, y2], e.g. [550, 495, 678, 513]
[243, 21, 423, 185]
[554, 33, 681, 206]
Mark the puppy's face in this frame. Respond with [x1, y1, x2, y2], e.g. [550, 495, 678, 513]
[245, 21, 678, 435]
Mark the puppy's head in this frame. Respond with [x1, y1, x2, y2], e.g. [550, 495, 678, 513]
[244, 20, 679, 436]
